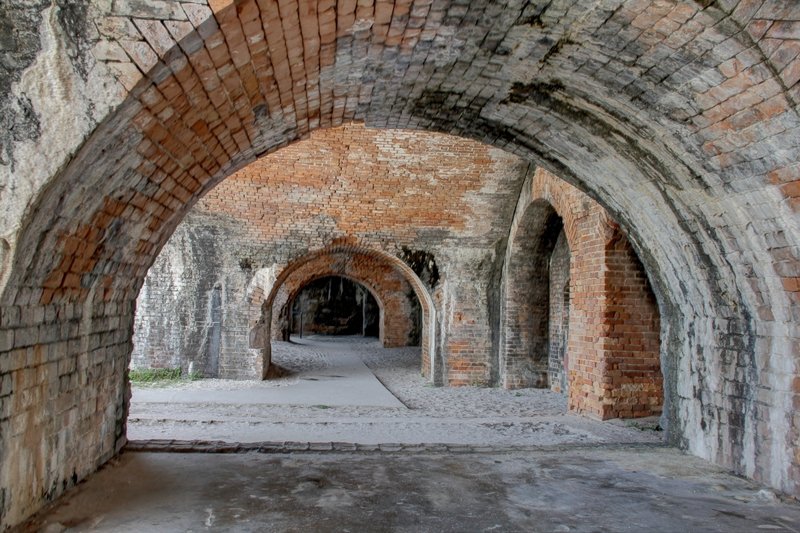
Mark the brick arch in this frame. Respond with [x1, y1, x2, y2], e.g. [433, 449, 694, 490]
[1, 0, 800, 525]
[500, 169, 596, 389]
[500, 199, 564, 389]
[260, 245, 436, 379]
[501, 168, 663, 420]
[275, 273, 387, 341]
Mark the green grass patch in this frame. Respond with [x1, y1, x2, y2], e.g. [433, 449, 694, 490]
[129, 368, 200, 384]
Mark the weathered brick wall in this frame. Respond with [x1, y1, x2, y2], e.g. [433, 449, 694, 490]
[194, 124, 526, 251]
[2, 0, 800, 527]
[502, 168, 663, 420]
[603, 228, 663, 419]
[435, 248, 501, 387]
[133, 125, 523, 381]
[548, 231, 570, 394]
[131, 219, 259, 378]
[131, 213, 265, 379]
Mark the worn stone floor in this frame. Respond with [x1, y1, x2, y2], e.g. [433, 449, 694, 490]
[128, 336, 662, 447]
[24, 446, 800, 532]
[23, 338, 800, 531]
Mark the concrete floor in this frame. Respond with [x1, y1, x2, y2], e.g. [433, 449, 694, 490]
[134, 348, 404, 408]
[45, 338, 793, 531]
[129, 337, 662, 447]
[25, 446, 800, 532]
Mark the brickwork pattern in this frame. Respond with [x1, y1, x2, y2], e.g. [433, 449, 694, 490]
[603, 232, 663, 419]
[548, 231, 571, 394]
[196, 124, 526, 251]
[435, 260, 496, 387]
[131, 216, 267, 380]
[500, 200, 562, 389]
[502, 168, 663, 420]
[1, 0, 800, 527]
[269, 251, 418, 349]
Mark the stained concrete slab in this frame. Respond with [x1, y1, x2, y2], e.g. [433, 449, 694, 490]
[24, 446, 800, 532]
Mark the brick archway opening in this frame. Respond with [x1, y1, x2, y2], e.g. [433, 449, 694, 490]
[283, 276, 384, 341]
[501, 169, 663, 421]
[258, 246, 435, 382]
[501, 201, 564, 390]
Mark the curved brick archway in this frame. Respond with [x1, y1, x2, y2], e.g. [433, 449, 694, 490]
[1, 0, 800, 526]
[502, 169, 663, 420]
[500, 199, 564, 389]
[277, 274, 388, 341]
[260, 245, 436, 379]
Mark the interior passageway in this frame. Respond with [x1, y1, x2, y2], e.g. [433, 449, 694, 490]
[3, 1, 800, 526]
[128, 336, 661, 447]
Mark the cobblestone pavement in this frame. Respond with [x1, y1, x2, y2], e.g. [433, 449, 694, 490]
[128, 336, 663, 447]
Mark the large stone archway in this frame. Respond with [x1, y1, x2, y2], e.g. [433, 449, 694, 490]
[1, 0, 799, 526]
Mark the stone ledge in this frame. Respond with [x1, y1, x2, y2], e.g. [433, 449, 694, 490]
[125, 439, 668, 454]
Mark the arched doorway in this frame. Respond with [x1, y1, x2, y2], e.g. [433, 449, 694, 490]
[288, 276, 381, 339]
[252, 245, 436, 383]
[501, 168, 663, 420]
[2, 1, 799, 524]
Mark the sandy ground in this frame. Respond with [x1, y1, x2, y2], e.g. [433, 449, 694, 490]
[128, 336, 663, 446]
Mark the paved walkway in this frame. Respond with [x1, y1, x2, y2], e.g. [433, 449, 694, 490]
[133, 341, 404, 408]
[128, 336, 662, 447]
[27, 447, 800, 532]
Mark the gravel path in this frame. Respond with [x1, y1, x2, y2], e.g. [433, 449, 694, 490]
[128, 336, 664, 446]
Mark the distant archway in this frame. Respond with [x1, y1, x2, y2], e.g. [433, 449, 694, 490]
[286, 275, 382, 338]
[250, 245, 436, 381]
